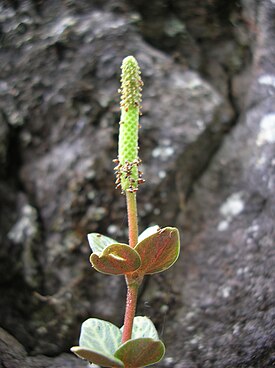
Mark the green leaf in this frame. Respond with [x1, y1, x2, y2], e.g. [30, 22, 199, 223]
[132, 316, 159, 340]
[121, 316, 159, 340]
[134, 227, 180, 274]
[90, 243, 141, 275]
[115, 338, 165, 368]
[87, 233, 117, 253]
[71, 347, 124, 367]
[138, 225, 159, 243]
[71, 318, 123, 367]
[80, 318, 122, 353]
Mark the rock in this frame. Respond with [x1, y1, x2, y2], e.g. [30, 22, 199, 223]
[0, 120, 8, 173]
[151, 1, 275, 367]
[7, 198, 40, 288]
[0, 327, 86, 368]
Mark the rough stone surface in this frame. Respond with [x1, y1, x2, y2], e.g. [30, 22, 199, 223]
[0, 327, 86, 368]
[0, 0, 274, 367]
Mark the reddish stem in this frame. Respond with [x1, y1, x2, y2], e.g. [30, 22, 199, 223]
[121, 191, 140, 343]
[122, 280, 139, 343]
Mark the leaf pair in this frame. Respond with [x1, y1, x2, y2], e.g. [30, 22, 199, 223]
[88, 226, 180, 276]
[71, 316, 165, 368]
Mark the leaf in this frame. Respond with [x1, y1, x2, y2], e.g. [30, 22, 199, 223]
[121, 316, 159, 340]
[87, 233, 118, 253]
[138, 225, 159, 243]
[71, 347, 124, 367]
[134, 227, 180, 274]
[80, 318, 122, 353]
[90, 243, 141, 275]
[71, 318, 124, 367]
[114, 338, 165, 368]
[131, 316, 159, 340]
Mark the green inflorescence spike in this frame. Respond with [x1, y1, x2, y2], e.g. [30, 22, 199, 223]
[114, 56, 144, 193]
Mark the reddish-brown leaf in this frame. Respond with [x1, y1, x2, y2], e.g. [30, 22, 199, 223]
[90, 243, 141, 275]
[71, 347, 124, 367]
[134, 227, 180, 274]
[114, 338, 165, 368]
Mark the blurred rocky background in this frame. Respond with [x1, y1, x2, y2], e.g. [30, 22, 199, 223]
[0, 0, 274, 367]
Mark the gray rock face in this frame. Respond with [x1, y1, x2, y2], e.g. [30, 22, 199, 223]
[0, 327, 86, 368]
[0, 0, 274, 367]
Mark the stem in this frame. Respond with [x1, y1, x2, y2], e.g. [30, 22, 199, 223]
[122, 281, 139, 343]
[126, 192, 138, 248]
[122, 191, 139, 343]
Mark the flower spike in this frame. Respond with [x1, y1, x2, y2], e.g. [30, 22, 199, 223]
[115, 56, 144, 193]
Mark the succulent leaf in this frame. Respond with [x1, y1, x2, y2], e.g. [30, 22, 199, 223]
[87, 233, 117, 253]
[71, 347, 124, 367]
[131, 316, 159, 340]
[138, 225, 159, 243]
[114, 338, 165, 368]
[121, 316, 159, 340]
[71, 318, 123, 367]
[90, 243, 141, 275]
[134, 227, 180, 274]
